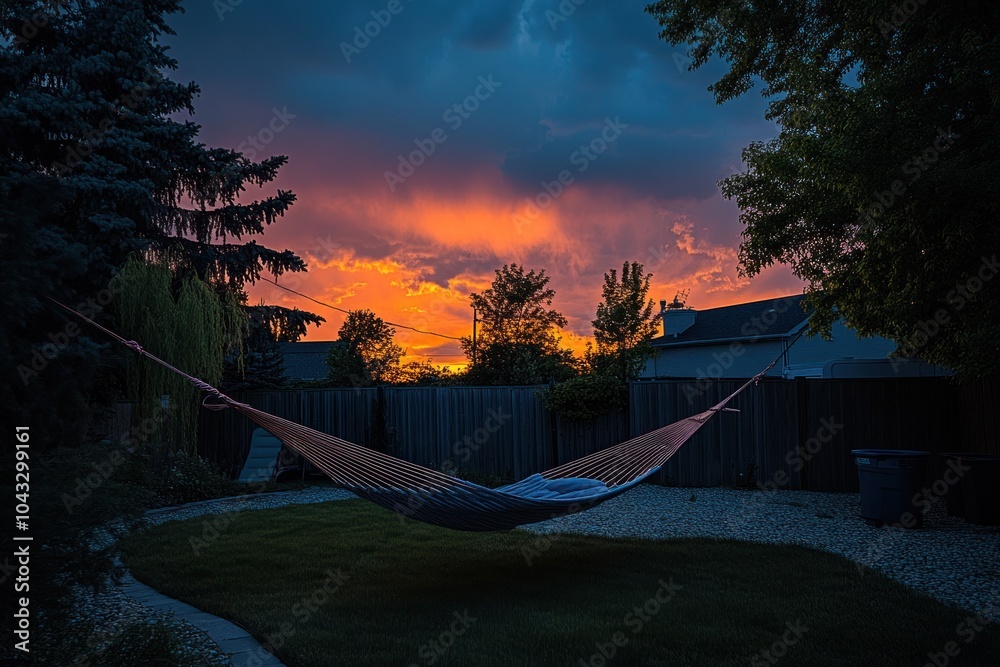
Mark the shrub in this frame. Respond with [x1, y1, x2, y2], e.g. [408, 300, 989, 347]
[154, 449, 243, 506]
[98, 622, 196, 666]
[43, 620, 230, 667]
[542, 373, 628, 421]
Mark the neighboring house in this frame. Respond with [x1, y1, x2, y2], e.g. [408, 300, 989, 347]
[279, 341, 334, 383]
[640, 294, 948, 379]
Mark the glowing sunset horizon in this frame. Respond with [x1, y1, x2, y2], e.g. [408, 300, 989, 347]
[169, 1, 805, 369]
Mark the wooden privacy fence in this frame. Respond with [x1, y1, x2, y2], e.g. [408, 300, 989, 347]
[198, 385, 601, 481]
[630, 377, 998, 491]
[193, 377, 997, 491]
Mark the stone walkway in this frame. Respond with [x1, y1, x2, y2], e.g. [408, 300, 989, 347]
[119, 572, 284, 667]
[117, 488, 354, 666]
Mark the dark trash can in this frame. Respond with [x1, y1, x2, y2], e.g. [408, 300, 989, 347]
[959, 455, 1000, 526]
[852, 449, 930, 528]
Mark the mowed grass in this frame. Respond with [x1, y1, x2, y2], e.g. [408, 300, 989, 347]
[122, 499, 998, 667]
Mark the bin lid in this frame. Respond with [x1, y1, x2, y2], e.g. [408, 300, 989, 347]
[850, 449, 930, 458]
[939, 452, 1000, 461]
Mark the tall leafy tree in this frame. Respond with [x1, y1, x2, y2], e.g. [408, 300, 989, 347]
[326, 309, 403, 386]
[117, 258, 246, 453]
[462, 264, 576, 384]
[592, 261, 659, 382]
[646, 0, 1000, 376]
[1, 0, 320, 453]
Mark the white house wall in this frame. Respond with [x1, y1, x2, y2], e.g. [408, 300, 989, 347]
[786, 320, 895, 367]
[641, 340, 786, 379]
[641, 319, 898, 379]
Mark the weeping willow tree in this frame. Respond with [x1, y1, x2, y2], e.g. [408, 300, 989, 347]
[117, 257, 246, 455]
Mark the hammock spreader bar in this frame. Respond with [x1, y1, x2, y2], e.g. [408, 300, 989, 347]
[52, 298, 784, 531]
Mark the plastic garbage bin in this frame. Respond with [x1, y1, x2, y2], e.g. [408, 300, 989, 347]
[960, 455, 1000, 526]
[851, 449, 930, 528]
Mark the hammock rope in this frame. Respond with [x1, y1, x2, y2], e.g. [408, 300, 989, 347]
[52, 298, 792, 531]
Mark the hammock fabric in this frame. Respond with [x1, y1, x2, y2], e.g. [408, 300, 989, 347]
[55, 299, 776, 531]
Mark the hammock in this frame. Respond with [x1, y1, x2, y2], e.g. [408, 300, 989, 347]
[56, 300, 777, 531]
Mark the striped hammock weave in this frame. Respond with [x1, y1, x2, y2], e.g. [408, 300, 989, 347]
[55, 299, 773, 531]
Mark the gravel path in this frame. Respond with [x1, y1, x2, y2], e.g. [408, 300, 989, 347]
[56, 488, 355, 666]
[523, 485, 1000, 622]
[143, 487, 356, 527]
[77, 484, 997, 665]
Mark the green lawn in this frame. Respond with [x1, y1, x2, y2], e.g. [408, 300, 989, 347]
[122, 499, 998, 667]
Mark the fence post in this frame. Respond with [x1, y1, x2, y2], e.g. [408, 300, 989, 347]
[796, 378, 809, 491]
[373, 385, 388, 454]
[548, 378, 559, 467]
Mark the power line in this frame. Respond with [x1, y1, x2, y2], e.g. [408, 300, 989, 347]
[259, 276, 465, 341]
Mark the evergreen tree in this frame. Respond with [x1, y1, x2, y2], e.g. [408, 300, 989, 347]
[1, 0, 319, 450]
[222, 319, 288, 392]
[0, 0, 320, 645]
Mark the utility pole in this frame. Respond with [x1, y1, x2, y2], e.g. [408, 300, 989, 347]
[472, 306, 478, 365]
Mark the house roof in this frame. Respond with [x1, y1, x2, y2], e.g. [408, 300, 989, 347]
[651, 294, 809, 347]
[278, 341, 334, 381]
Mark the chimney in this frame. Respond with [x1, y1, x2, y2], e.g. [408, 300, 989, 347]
[661, 295, 696, 337]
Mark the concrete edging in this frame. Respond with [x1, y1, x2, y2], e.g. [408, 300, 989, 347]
[119, 571, 285, 667]
[123, 489, 314, 666]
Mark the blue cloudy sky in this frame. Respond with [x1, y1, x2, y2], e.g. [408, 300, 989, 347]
[163, 0, 801, 365]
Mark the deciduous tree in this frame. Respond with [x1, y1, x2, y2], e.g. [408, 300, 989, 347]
[647, 0, 1000, 376]
[462, 264, 576, 384]
[326, 309, 403, 386]
[592, 262, 659, 382]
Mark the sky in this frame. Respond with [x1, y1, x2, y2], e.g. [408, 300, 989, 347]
[165, 0, 803, 369]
